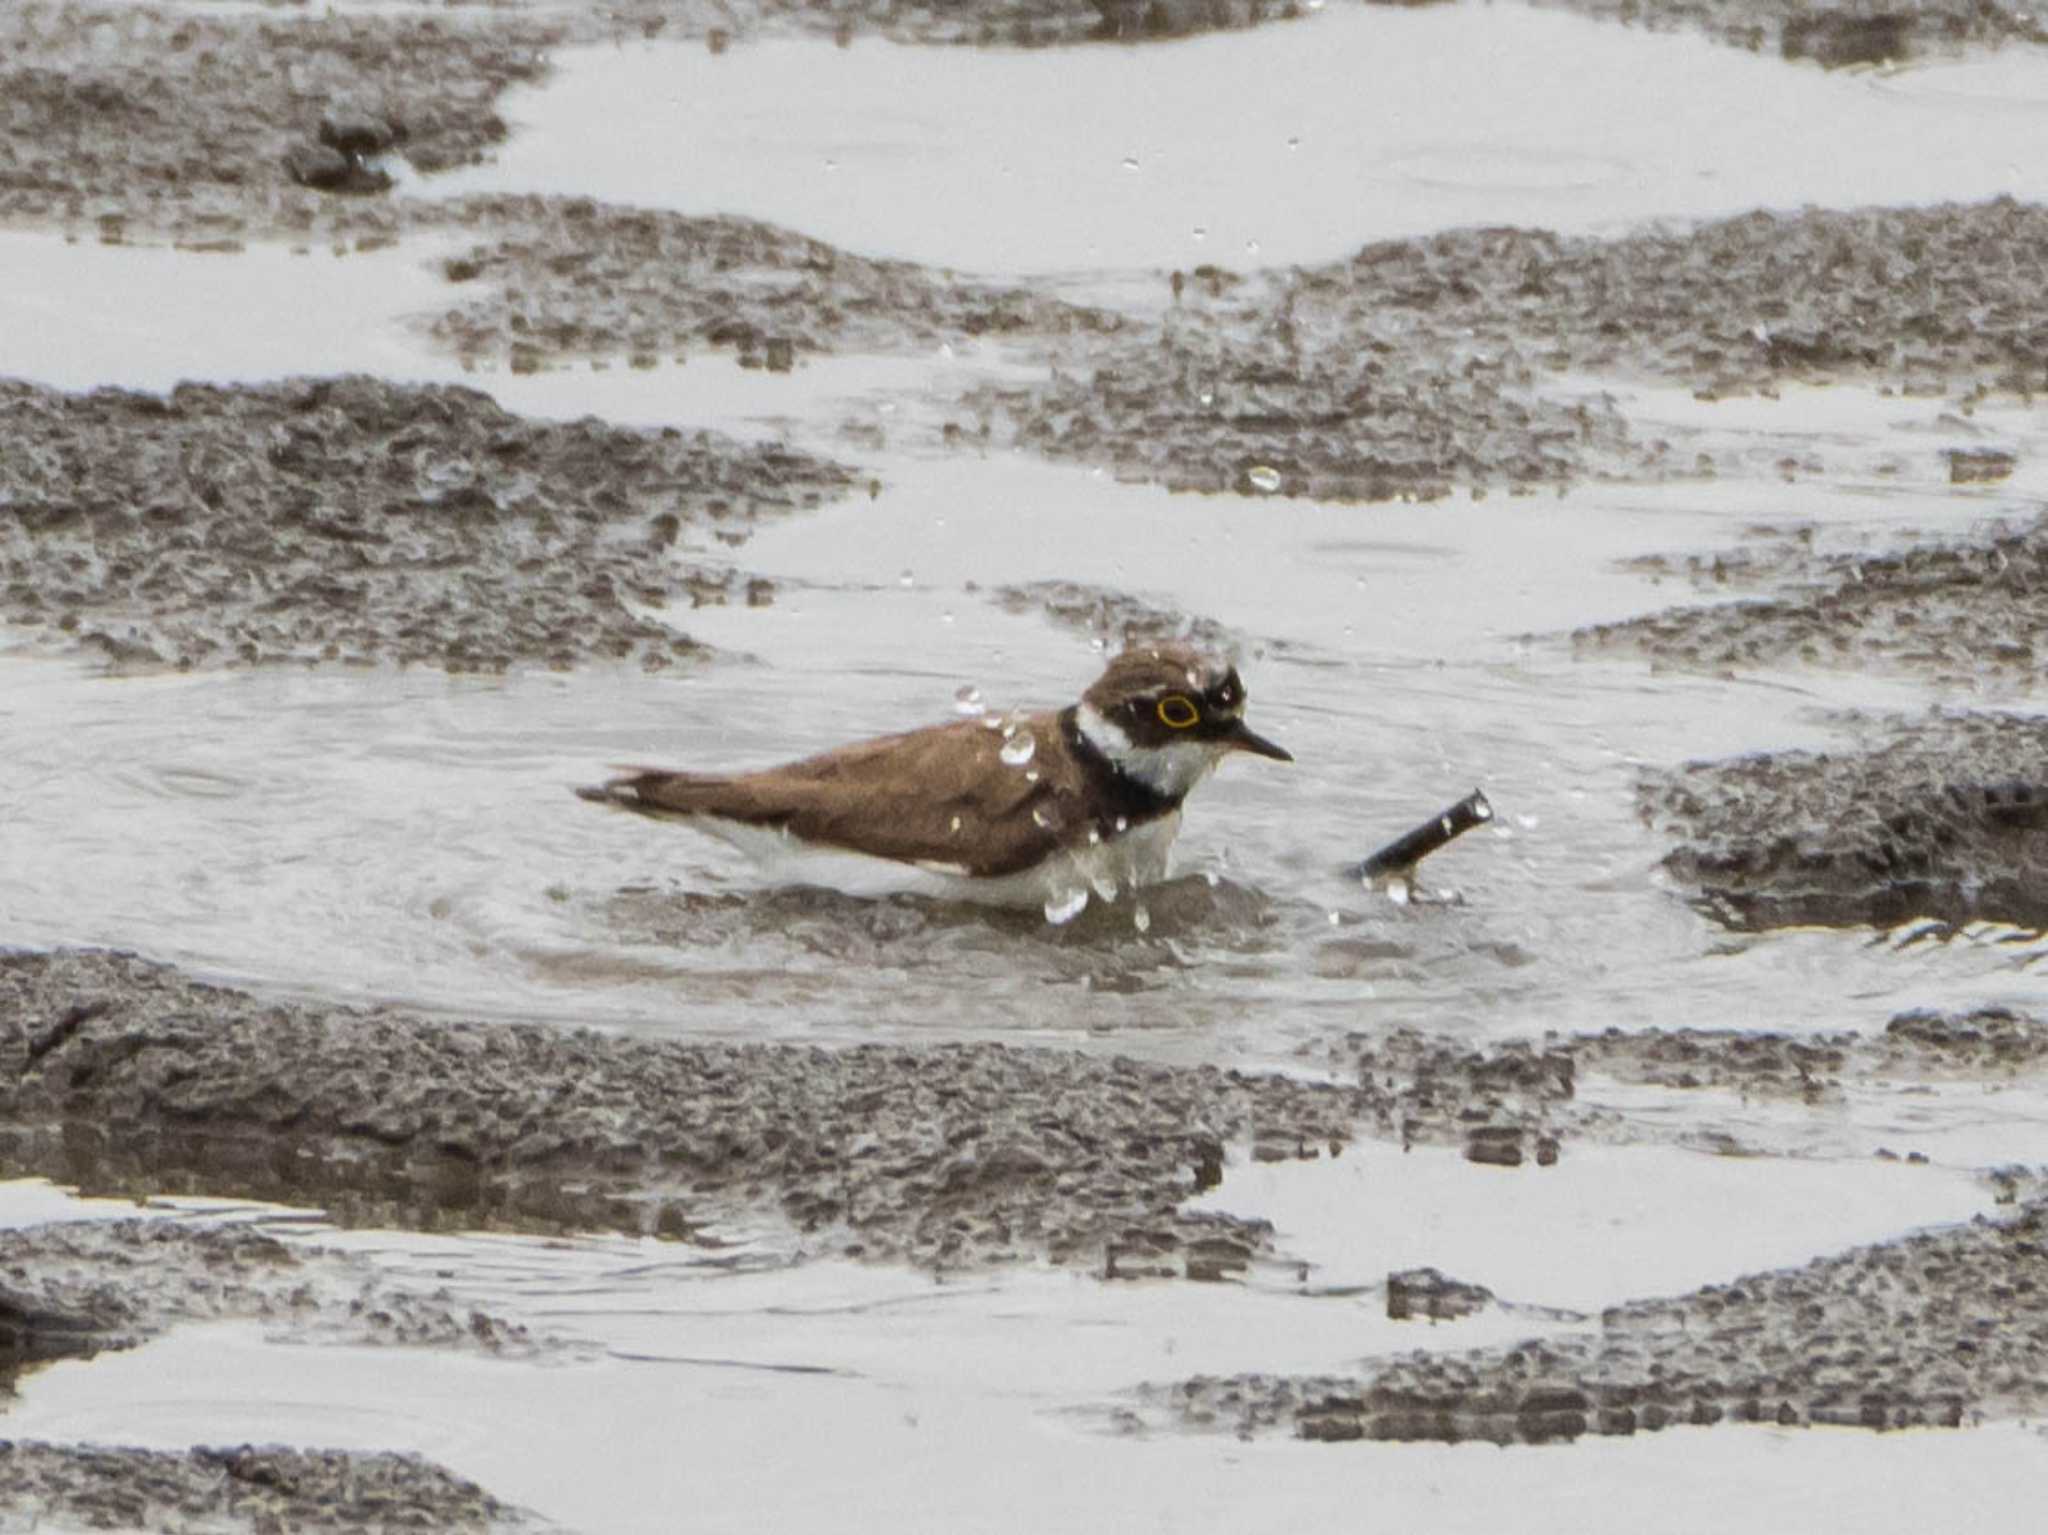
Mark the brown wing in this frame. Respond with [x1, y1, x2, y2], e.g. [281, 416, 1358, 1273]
[577, 711, 1090, 877]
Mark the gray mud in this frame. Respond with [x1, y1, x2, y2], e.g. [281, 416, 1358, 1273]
[1, 1218, 538, 1388]
[1534, 0, 2047, 65]
[0, 1440, 528, 1533]
[422, 196, 1124, 374]
[1640, 711, 2048, 930]
[0, 947, 1384, 1272]
[969, 201, 2048, 502]
[1578, 512, 2046, 692]
[1142, 1191, 2048, 1443]
[0, 375, 852, 671]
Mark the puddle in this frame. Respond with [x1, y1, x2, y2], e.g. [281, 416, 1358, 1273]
[432, 5, 2048, 270]
[1186, 1139, 1995, 1314]
[9, 1286, 2045, 1533]
[5, 414, 2041, 1058]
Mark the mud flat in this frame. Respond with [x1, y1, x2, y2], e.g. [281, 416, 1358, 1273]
[1577, 509, 2045, 692]
[1640, 711, 2048, 930]
[1143, 1187, 2048, 1442]
[0, 374, 852, 670]
[0, 1441, 528, 1533]
[968, 200, 2048, 501]
[1535, 0, 2048, 65]
[421, 196, 1124, 373]
[0, 1217, 540, 1384]
[0, 1218, 542, 1529]
[0, 947, 1385, 1270]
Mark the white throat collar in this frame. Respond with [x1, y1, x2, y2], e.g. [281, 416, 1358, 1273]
[1076, 702, 1223, 801]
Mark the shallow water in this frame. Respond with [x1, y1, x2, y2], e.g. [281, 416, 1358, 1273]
[9, 9, 2048, 1527]
[434, 4, 2048, 270]
[3, 1176, 2035, 1535]
[6, 396, 2046, 1062]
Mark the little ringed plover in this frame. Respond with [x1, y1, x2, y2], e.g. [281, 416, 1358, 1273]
[576, 642, 1290, 921]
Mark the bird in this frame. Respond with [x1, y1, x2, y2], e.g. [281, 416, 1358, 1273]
[575, 642, 1291, 921]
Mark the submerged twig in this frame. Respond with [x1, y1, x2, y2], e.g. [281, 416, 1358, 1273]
[1351, 789, 1493, 882]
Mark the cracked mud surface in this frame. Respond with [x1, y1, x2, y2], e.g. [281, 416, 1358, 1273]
[0, 375, 852, 671]
[0, 1440, 529, 1533]
[1640, 711, 2048, 930]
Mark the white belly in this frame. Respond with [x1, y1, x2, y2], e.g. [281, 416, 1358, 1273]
[683, 812, 1183, 924]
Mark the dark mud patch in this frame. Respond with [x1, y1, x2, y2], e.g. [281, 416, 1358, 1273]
[1143, 1194, 2048, 1441]
[0, 0, 1313, 248]
[1640, 710, 2048, 930]
[421, 196, 1125, 373]
[1571, 1005, 2048, 1104]
[0, 1441, 529, 1533]
[0, 1218, 539, 1393]
[0, 948, 1392, 1272]
[0, 1, 558, 238]
[0, 375, 853, 671]
[1536, 0, 2047, 65]
[985, 579, 1252, 654]
[1578, 512, 2046, 691]
[970, 200, 2048, 502]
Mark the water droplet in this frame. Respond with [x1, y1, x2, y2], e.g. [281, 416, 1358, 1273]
[1025, 769, 1040, 783]
[954, 684, 985, 716]
[1286, 136, 1300, 151]
[950, 815, 963, 834]
[1198, 389, 1215, 407]
[1133, 903, 1151, 934]
[1087, 828, 1102, 846]
[1191, 226, 1207, 243]
[1246, 465, 1282, 493]
[1245, 239, 1261, 257]
[1000, 731, 1037, 767]
[898, 570, 914, 588]
[824, 157, 838, 172]
[1327, 910, 1341, 926]
[940, 611, 955, 626]
[1114, 817, 1129, 834]
[1044, 888, 1090, 925]
[1121, 156, 1140, 172]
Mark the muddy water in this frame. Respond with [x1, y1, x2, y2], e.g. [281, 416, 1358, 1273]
[8, 5, 2048, 1529]
[2, 1175, 2029, 1534]
[436, 5, 2048, 269]
[4, 375, 2045, 1060]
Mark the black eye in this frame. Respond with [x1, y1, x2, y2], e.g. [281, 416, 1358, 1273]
[1157, 695, 1200, 729]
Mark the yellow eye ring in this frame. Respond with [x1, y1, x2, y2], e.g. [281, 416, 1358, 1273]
[1157, 695, 1200, 729]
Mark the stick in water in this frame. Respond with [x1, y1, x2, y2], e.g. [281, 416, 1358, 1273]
[1351, 789, 1494, 881]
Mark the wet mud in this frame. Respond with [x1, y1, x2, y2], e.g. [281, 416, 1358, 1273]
[422, 196, 1125, 374]
[1579, 512, 2047, 691]
[0, 947, 1385, 1271]
[971, 200, 2048, 502]
[0, 375, 852, 671]
[0, 1218, 539, 1389]
[1537, 0, 2047, 65]
[1640, 711, 2048, 930]
[1146, 1189, 2048, 1443]
[0, 1440, 528, 1533]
